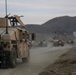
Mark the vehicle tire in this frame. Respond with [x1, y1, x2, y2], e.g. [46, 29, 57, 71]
[10, 48, 17, 68]
[22, 49, 30, 63]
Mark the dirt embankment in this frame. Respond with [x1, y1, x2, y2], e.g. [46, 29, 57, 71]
[39, 47, 76, 75]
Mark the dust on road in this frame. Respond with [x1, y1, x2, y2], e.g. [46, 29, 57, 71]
[0, 45, 72, 75]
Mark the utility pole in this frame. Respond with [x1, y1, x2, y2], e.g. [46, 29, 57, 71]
[5, 0, 8, 34]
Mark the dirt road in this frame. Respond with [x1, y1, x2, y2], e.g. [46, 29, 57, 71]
[0, 45, 72, 75]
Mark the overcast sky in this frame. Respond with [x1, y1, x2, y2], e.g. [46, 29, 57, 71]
[0, 0, 76, 24]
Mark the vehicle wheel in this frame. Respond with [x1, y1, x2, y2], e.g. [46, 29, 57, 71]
[10, 48, 17, 68]
[22, 49, 30, 63]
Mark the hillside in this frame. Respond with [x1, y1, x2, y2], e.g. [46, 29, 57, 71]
[42, 16, 76, 34]
[26, 16, 76, 34]
[39, 47, 76, 75]
[25, 24, 51, 34]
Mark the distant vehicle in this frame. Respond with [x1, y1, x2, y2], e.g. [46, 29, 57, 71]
[0, 15, 34, 68]
[53, 39, 64, 46]
[38, 41, 47, 47]
[67, 40, 74, 45]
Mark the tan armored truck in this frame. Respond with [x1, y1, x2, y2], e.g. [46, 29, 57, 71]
[0, 15, 32, 68]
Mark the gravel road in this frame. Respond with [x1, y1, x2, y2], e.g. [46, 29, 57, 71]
[0, 45, 72, 75]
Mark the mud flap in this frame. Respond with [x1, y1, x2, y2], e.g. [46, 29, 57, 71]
[9, 49, 17, 68]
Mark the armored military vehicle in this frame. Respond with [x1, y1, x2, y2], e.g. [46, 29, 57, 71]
[0, 15, 32, 68]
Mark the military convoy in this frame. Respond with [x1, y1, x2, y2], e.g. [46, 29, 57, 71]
[0, 15, 33, 68]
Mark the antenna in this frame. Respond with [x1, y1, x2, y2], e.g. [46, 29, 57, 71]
[5, 0, 8, 34]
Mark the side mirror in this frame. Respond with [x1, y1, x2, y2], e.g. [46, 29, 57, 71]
[30, 33, 36, 41]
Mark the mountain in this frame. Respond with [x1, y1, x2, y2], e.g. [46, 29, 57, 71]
[25, 24, 51, 34]
[26, 16, 76, 34]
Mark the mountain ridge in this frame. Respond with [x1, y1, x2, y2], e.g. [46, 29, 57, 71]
[25, 16, 76, 34]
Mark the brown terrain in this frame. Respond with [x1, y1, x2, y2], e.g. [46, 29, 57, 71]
[39, 47, 76, 75]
